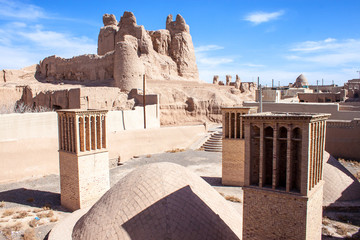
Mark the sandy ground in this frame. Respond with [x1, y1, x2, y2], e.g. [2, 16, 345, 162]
[0, 150, 359, 239]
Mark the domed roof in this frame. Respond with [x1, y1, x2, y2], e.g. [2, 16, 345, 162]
[72, 162, 242, 240]
[293, 74, 309, 87]
[323, 152, 360, 206]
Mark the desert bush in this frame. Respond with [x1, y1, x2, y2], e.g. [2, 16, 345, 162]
[12, 211, 29, 219]
[224, 195, 242, 203]
[36, 210, 53, 218]
[2, 209, 14, 217]
[0, 102, 53, 114]
[166, 148, 185, 153]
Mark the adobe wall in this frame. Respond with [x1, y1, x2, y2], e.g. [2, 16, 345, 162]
[255, 89, 280, 102]
[326, 120, 360, 160]
[0, 87, 23, 109]
[108, 124, 205, 163]
[0, 112, 58, 183]
[0, 110, 205, 183]
[38, 53, 114, 83]
[243, 102, 360, 120]
[298, 92, 341, 103]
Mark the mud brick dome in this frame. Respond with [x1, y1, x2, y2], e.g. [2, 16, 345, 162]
[72, 162, 242, 240]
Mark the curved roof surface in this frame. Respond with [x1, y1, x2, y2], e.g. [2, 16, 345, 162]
[72, 162, 242, 240]
[293, 74, 309, 87]
[323, 152, 360, 206]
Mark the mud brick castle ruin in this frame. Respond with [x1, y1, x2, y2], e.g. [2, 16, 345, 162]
[37, 12, 199, 91]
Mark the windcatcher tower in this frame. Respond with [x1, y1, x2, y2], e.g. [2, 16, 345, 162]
[221, 107, 257, 186]
[242, 112, 330, 240]
[57, 109, 110, 211]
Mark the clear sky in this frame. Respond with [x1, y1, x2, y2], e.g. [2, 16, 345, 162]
[1, 0, 360, 86]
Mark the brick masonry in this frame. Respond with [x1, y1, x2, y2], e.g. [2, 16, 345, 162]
[59, 151, 110, 211]
[222, 139, 245, 186]
[243, 182, 323, 240]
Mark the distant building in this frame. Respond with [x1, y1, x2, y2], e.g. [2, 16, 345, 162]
[298, 91, 346, 103]
[344, 79, 360, 99]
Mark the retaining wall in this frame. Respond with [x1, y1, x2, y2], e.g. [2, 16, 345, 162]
[0, 107, 204, 183]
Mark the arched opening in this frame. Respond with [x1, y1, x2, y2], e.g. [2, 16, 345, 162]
[52, 105, 62, 110]
[230, 113, 235, 138]
[264, 126, 273, 187]
[236, 113, 241, 138]
[96, 116, 101, 149]
[277, 126, 287, 189]
[85, 116, 90, 151]
[102, 115, 106, 148]
[224, 112, 229, 138]
[250, 125, 260, 186]
[90, 116, 96, 150]
[79, 117, 84, 152]
[291, 127, 301, 192]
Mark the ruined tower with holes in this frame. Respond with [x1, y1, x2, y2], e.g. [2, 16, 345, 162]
[57, 109, 110, 211]
[240, 112, 330, 240]
[221, 107, 257, 186]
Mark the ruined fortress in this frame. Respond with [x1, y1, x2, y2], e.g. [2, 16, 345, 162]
[37, 12, 199, 91]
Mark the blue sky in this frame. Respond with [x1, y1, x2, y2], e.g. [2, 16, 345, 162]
[1, 0, 360, 86]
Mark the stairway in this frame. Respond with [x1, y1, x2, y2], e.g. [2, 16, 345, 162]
[201, 131, 223, 152]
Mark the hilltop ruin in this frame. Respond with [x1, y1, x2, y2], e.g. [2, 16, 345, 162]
[37, 12, 199, 91]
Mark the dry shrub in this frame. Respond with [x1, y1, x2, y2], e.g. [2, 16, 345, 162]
[224, 195, 242, 203]
[36, 210, 53, 218]
[12, 211, 29, 219]
[23, 228, 39, 240]
[166, 148, 185, 153]
[146, 154, 151, 158]
[2, 209, 14, 217]
[0, 201, 5, 208]
[49, 217, 58, 223]
[42, 204, 51, 210]
[32, 209, 42, 213]
[322, 216, 331, 225]
[1, 222, 22, 239]
[355, 171, 360, 181]
[335, 224, 349, 236]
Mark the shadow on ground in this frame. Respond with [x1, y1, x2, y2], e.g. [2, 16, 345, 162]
[201, 176, 223, 186]
[0, 188, 68, 212]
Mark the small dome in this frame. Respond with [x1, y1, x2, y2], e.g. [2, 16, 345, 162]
[293, 74, 309, 87]
[72, 162, 242, 240]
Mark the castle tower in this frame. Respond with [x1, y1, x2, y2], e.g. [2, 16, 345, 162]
[221, 107, 257, 186]
[57, 109, 110, 211]
[241, 112, 330, 240]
